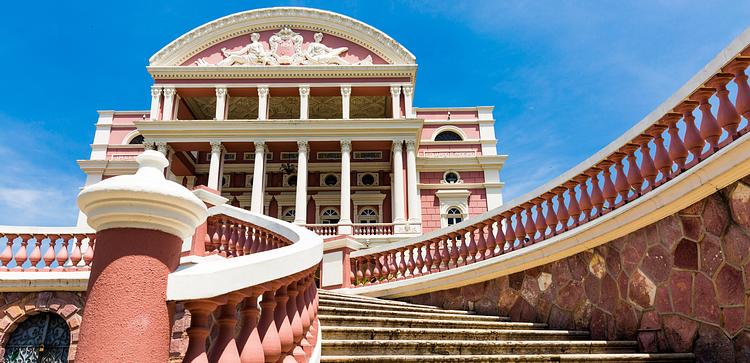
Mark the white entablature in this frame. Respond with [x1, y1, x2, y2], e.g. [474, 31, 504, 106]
[149, 7, 416, 67]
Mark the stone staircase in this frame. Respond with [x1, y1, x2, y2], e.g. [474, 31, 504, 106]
[318, 290, 694, 362]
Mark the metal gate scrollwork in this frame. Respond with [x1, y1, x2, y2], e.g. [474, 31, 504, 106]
[4, 313, 70, 363]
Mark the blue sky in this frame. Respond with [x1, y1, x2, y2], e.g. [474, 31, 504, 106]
[1, 1, 749, 226]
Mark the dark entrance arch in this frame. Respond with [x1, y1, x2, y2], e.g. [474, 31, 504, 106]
[4, 313, 70, 363]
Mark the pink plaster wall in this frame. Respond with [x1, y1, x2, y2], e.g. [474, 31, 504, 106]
[108, 128, 137, 144]
[420, 171, 485, 184]
[182, 29, 387, 66]
[417, 110, 478, 120]
[111, 113, 146, 125]
[420, 188, 488, 233]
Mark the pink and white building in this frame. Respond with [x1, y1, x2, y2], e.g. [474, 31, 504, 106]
[77, 7, 507, 244]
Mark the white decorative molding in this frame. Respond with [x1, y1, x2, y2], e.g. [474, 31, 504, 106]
[149, 7, 416, 66]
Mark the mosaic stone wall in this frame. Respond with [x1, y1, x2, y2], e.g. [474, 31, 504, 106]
[402, 176, 750, 362]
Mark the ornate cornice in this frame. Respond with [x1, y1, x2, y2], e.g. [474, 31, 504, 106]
[149, 7, 416, 67]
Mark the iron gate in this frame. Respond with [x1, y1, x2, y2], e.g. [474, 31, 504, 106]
[4, 313, 69, 363]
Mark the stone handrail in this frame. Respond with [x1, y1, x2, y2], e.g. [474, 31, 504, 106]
[0, 227, 95, 272]
[349, 27, 750, 290]
[167, 204, 324, 362]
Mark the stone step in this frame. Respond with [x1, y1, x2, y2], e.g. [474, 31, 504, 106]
[320, 353, 695, 362]
[321, 327, 591, 341]
[318, 291, 440, 310]
[321, 340, 639, 356]
[319, 315, 546, 330]
[318, 306, 505, 321]
[318, 298, 474, 315]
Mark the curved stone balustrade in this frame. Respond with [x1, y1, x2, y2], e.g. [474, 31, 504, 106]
[347, 30, 750, 294]
[0, 227, 95, 272]
[168, 204, 324, 363]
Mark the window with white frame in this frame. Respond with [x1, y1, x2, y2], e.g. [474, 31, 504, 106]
[281, 208, 296, 223]
[222, 174, 231, 188]
[358, 208, 378, 224]
[446, 207, 464, 226]
[358, 172, 378, 186]
[434, 130, 463, 141]
[320, 208, 340, 224]
[353, 151, 382, 160]
[223, 152, 237, 161]
[321, 173, 340, 187]
[284, 174, 298, 187]
[442, 171, 462, 184]
[317, 152, 342, 161]
[243, 152, 273, 161]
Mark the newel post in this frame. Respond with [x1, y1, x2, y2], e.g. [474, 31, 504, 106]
[75, 150, 208, 363]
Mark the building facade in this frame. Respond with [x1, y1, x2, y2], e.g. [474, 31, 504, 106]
[77, 7, 507, 243]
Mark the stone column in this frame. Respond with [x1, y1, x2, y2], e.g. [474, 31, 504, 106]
[341, 85, 351, 119]
[390, 85, 402, 119]
[207, 141, 223, 191]
[251, 141, 266, 214]
[75, 150, 207, 363]
[215, 86, 228, 121]
[149, 87, 162, 120]
[258, 86, 269, 120]
[162, 87, 176, 121]
[405, 139, 421, 230]
[339, 139, 353, 235]
[392, 140, 406, 226]
[403, 85, 414, 118]
[299, 85, 310, 120]
[294, 140, 309, 225]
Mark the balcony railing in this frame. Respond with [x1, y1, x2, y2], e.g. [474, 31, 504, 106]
[304, 224, 338, 236]
[352, 223, 394, 236]
[0, 227, 95, 271]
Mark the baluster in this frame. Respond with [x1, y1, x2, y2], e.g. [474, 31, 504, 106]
[211, 220, 222, 253]
[513, 210, 525, 247]
[476, 224, 487, 261]
[588, 169, 605, 216]
[0, 234, 15, 271]
[503, 212, 516, 251]
[708, 74, 741, 140]
[274, 285, 294, 361]
[651, 124, 672, 182]
[467, 227, 478, 264]
[11, 235, 30, 271]
[220, 219, 230, 256]
[296, 278, 313, 357]
[449, 232, 460, 267]
[692, 89, 722, 152]
[258, 288, 282, 363]
[533, 202, 546, 241]
[599, 161, 617, 211]
[68, 236, 83, 271]
[565, 182, 581, 227]
[676, 101, 705, 162]
[623, 144, 643, 197]
[181, 300, 219, 363]
[494, 216, 504, 254]
[54, 235, 70, 272]
[397, 248, 407, 279]
[611, 152, 630, 204]
[42, 234, 57, 272]
[286, 282, 305, 361]
[540, 196, 556, 237]
[28, 235, 42, 272]
[372, 254, 381, 281]
[82, 235, 95, 270]
[407, 245, 417, 276]
[251, 228, 262, 253]
[554, 188, 570, 231]
[638, 135, 657, 190]
[381, 253, 391, 281]
[364, 257, 372, 284]
[355, 258, 364, 285]
[575, 175, 593, 220]
[728, 60, 750, 128]
[523, 205, 536, 243]
[236, 224, 246, 256]
[458, 229, 469, 265]
[237, 288, 264, 363]
[413, 243, 423, 275]
[421, 240, 432, 274]
[228, 223, 238, 257]
[664, 113, 688, 171]
[440, 236, 451, 271]
[207, 294, 242, 363]
[485, 221, 497, 258]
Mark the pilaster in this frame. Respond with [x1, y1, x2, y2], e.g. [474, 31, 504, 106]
[257, 86, 269, 120]
[341, 85, 351, 119]
[299, 85, 310, 120]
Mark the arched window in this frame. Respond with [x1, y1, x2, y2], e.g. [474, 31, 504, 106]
[434, 130, 462, 141]
[4, 313, 70, 362]
[282, 208, 296, 223]
[447, 207, 464, 226]
[358, 208, 378, 223]
[320, 208, 340, 224]
[129, 135, 145, 144]
[443, 171, 460, 184]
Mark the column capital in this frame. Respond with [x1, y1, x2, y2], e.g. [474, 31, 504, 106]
[403, 85, 414, 96]
[340, 85, 352, 96]
[215, 87, 227, 97]
[150, 87, 163, 97]
[143, 140, 156, 150]
[297, 140, 309, 153]
[257, 87, 269, 97]
[340, 139, 352, 153]
[299, 85, 310, 97]
[163, 87, 176, 97]
[156, 141, 168, 155]
[390, 85, 402, 97]
[392, 139, 404, 153]
[405, 139, 417, 151]
[210, 140, 223, 154]
[253, 141, 265, 152]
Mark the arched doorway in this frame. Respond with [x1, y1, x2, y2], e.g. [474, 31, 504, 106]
[4, 313, 70, 363]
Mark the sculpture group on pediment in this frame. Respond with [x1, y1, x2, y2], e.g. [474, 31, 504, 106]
[195, 28, 374, 66]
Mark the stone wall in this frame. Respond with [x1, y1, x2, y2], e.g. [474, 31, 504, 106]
[402, 176, 750, 362]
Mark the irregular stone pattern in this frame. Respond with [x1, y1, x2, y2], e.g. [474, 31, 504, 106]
[403, 179, 750, 362]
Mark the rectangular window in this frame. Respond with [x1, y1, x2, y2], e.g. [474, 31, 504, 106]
[223, 152, 236, 161]
[281, 152, 299, 161]
[244, 152, 273, 161]
[317, 152, 342, 161]
[353, 151, 382, 160]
